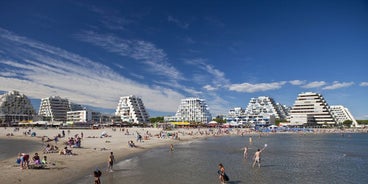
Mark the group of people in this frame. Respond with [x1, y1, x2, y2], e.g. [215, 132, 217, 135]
[16, 152, 47, 169]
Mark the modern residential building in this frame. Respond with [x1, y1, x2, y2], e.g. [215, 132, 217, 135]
[0, 90, 36, 125]
[115, 95, 150, 124]
[67, 109, 92, 123]
[288, 92, 336, 126]
[38, 96, 70, 122]
[330, 105, 358, 127]
[165, 97, 212, 124]
[227, 96, 285, 126]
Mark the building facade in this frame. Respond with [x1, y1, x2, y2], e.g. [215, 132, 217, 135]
[165, 97, 212, 124]
[115, 95, 150, 124]
[288, 92, 336, 126]
[67, 110, 92, 123]
[330, 105, 358, 127]
[38, 96, 70, 122]
[0, 90, 36, 125]
[227, 96, 285, 126]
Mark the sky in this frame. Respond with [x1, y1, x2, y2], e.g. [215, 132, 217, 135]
[0, 0, 367, 119]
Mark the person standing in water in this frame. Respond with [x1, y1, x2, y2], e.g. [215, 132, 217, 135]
[252, 145, 267, 168]
[107, 152, 116, 172]
[218, 163, 229, 183]
[94, 168, 102, 184]
[170, 144, 174, 152]
[243, 146, 248, 159]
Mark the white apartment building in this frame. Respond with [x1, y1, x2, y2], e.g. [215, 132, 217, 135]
[288, 92, 336, 126]
[115, 95, 150, 124]
[67, 110, 92, 123]
[0, 90, 35, 124]
[38, 96, 70, 122]
[227, 96, 284, 126]
[165, 97, 212, 124]
[330, 105, 358, 127]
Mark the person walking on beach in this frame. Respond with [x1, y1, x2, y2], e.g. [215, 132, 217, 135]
[107, 152, 116, 172]
[252, 145, 267, 168]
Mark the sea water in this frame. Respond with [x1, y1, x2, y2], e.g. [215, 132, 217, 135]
[73, 133, 368, 184]
[0, 138, 43, 160]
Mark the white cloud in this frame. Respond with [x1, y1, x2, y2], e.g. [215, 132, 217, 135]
[322, 81, 354, 90]
[289, 80, 306, 85]
[0, 27, 185, 113]
[228, 82, 286, 93]
[301, 81, 326, 88]
[186, 58, 230, 91]
[360, 82, 368, 87]
[75, 31, 183, 81]
[203, 84, 217, 91]
[167, 16, 189, 29]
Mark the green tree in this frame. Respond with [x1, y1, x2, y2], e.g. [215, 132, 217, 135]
[213, 116, 226, 124]
[343, 120, 353, 127]
[150, 116, 164, 123]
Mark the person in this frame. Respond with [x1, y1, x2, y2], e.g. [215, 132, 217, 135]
[107, 152, 116, 172]
[32, 152, 41, 164]
[94, 168, 102, 184]
[252, 146, 266, 168]
[128, 140, 136, 148]
[19, 153, 30, 169]
[41, 155, 47, 164]
[249, 136, 253, 144]
[170, 144, 174, 152]
[243, 146, 248, 159]
[217, 163, 229, 183]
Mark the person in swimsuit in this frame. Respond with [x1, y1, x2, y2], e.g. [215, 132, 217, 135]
[218, 163, 229, 183]
[252, 146, 266, 168]
[107, 152, 116, 172]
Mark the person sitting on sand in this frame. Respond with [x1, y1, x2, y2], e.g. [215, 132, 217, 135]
[62, 147, 73, 155]
[32, 152, 41, 164]
[128, 140, 136, 148]
[41, 156, 47, 164]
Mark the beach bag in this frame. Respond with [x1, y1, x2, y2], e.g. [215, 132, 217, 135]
[223, 173, 229, 181]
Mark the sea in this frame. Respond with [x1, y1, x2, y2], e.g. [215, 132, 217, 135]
[72, 133, 368, 184]
[0, 138, 43, 160]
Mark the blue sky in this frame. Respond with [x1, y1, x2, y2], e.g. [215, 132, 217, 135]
[0, 0, 367, 119]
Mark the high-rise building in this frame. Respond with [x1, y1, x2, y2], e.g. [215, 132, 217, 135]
[288, 92, 336, 126]
[330, 105, 358, 127]
[115, 95, 150, 124]
[165, 97, 212, 124]
[0, 90, 35, 125]
[38, 96, 70, 122]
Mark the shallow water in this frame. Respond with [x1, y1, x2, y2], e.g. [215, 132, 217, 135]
[0, 138, 43, 160]
[74, 133, 368, 184]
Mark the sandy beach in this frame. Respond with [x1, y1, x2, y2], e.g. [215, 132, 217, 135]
[0, 127, 215, 184]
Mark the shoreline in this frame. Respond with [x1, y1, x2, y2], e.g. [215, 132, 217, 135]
[0, 127, 213, 184]
[0, 127, 367, 184]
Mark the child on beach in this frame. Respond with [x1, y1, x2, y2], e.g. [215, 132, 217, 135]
[94, 168, 102, 184]
[107, 152, 116, 172]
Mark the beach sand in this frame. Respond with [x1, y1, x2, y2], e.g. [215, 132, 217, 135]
[0, 127, 210, 184]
